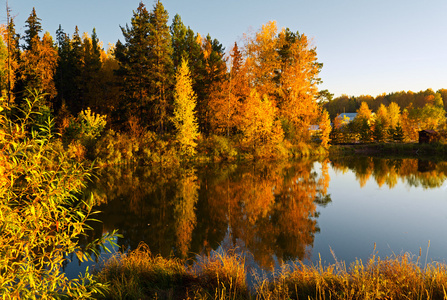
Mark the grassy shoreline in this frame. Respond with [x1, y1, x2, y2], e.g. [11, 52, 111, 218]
[329, 142, 447, 160]
[94, 244, 447, 300]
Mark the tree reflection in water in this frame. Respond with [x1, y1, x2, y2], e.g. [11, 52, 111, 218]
[78, 156, 447, 273]
[330, 157, 447, 189]
[82, 159, 330, 270]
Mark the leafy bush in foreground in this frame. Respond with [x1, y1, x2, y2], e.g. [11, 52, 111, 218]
[0, 96, 115, 298]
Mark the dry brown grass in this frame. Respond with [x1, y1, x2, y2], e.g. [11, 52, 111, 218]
[96, 243, 447, 300]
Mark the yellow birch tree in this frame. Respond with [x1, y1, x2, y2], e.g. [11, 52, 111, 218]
[173, 58, 199, 157]
[319, 110, 331, 148]
[241, 89, 283, 155]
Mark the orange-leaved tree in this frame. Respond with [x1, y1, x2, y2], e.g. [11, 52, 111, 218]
[244, 21, 323, 144]
[244, 21, 279, 101]
[209, 42, 249, 135]
[276, 27, 322, 143]
[353, 102, 373, 142]
[373, 103, 389, 142]
[20, 32, 58, 101]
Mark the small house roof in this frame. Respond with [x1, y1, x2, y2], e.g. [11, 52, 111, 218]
[419, 130, 438, 134]
[337, 113, 357, 122]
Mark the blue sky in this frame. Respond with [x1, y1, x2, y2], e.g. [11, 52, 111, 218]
[4, 0, 447, 97]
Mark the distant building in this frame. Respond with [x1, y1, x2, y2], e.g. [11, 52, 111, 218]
[308, 125, 321, 142]
[333, 113, 357, 127]
[308, 125, 320, 131]
[336, 113, 357, 123]
[418, 130, 440, 144]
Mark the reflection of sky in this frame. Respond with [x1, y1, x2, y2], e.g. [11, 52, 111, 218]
[64, 237, 119, 280]
[312, 167, 447, 267]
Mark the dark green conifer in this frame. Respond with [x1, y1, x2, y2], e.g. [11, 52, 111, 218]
[147, 0, 174, 134]
[55, 25, 71, 111]
[170, 14, 189, 71]
[67, 26, 84, 113]
[170, 15, 204, 89]
[114, 2, 152, 127]
[196, 34, 226, 135]
[23, 7, 42, 50]
[82, 28, 102, 111]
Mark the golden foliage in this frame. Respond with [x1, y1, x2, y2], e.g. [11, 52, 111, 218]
[319, 110, 332, 148]
[244, 21, 279, 99]
[356, 101, 372, 121]
[0, 96, 114, 297]
[240, 89, 280, 150]
[174, 168, 199, 258]
[387, 102, 401, 130]
[209, 43, 249, 135]
[242, 21, 322, 144]
[331, 157, 447, 189]
[173, 58, 199, 157]
[20, 33, 58, 100]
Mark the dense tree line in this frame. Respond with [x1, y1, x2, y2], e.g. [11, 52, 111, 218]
[6, 1, 443, 157]
[0, 7, 119, 119]
[324, 89, 447, 120]
[327, 89, 447, 143]
[0, 1, 328, 160]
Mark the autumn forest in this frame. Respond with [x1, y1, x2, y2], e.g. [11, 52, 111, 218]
[3, 0, 447, 298]
[1, 1, 328, 164]
[2, 1, 446, 163]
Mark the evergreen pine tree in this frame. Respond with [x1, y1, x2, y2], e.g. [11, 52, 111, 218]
[196, 34, 226, 135]
[170, 14, 188, 70]
[14, 8, 43, 103]
[148, 0, 174, 134]
[114, 1, 152, 127]
[393, 122, 404, 142]
[81, 29, 102, 111]
[69, 26, 84, 113]
[54, 25, 71, 111]
[55, 26, 84, 114]
[23, 7, 42, 50]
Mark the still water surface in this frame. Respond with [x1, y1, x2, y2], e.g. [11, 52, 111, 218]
[65, 157, 447, 278]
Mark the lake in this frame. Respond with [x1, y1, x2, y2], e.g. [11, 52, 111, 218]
[65, 156, 447, 279]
